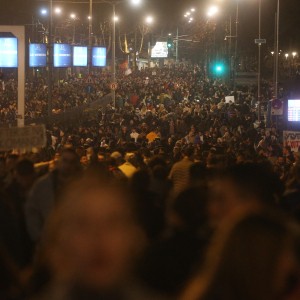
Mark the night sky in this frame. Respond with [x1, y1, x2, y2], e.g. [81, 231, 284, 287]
[0, 0, 300, 51]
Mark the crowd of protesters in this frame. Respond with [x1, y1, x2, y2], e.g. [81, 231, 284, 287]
[1, 64, 300, 300]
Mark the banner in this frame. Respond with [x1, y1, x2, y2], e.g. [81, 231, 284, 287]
[271, 99, 283, 116]
[283, 131, 300, 152]
[0, 125, 46, 150]
[225, 96, 235, 103]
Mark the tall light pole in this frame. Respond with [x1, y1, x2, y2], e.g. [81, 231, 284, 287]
[70, 13, 77, 44]
[257, 0, 262, 122]
[88, 0, 93, 73]
[101, 0, 142, 107]
[48, 0, 53, 118]
[233, 0, 239, 89]
[145, 15, 154, 68]
[112, 3, 116, 107]
[274, 0, 280, 99]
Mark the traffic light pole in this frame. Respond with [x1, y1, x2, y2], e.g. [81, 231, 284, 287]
[175, 27, 178, 64]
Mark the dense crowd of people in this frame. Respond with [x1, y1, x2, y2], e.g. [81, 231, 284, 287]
[1, 65, 300, 300]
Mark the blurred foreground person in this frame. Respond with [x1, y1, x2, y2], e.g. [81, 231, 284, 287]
[208, 162, 283, 228]
[138, 186, 211, 297]
[30, 175, 152, 300]
[25, 148, 81, 242]
[181, 210, 300, 300]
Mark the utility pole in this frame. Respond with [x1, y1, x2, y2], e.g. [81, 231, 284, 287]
[88, 0, 93, 73]
[257, 0, 262, 123]
[233, 0, 238, 90]
[175, 27, 179, 64]
[275, 0, 280, 99]
[112, 3, 116, 107]
[48, 0, 53, 119]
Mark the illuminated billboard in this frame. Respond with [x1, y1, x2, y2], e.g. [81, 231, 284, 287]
[92, 47, 106, 67]
[288, 100, 300, 122]
[151, 41, 168, 58]
[53, 44, 71, 67]
[0, 37, 18, 67]
[73, 46, 88, 67]
[29, 43, 47, 67]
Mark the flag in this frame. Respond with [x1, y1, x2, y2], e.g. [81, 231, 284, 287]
[125, 68, 132, 76]
[124, 34, 129, 54]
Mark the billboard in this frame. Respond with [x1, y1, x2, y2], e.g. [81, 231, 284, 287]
[288, 100, 300, 122]
[92, 47, 106, 67]
[151, 41, 168, 58]
[53, 44, 71, 67]
[0, 37, 18, 67]
[29, 43, 47, 67]
[283, 131, 300, 152]
[73, 46, 88, 67]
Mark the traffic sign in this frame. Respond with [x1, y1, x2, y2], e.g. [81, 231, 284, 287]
[85, 75, 95, 84]
[271, 99, 283, 116]
[255, 39, 266, 44]
[110, 82, 118, 90]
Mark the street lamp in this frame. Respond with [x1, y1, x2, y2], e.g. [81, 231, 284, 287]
[54, 7, 62, 15]
[70, 13, 77, 44]
[292, 52, 297, 58]
[41, 8, 48, 16]
[145, 15, 153, 24]
[104, 0, 142, 107]
[145, 15, 154, 68]
[207, 6, 219, 17]
[131, 0, 141, 5]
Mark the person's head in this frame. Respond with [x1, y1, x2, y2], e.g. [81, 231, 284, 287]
[207, 163, 282, 228]
[14, 159, 35, 190]
[170, 186, 209, 232]
[56, 148, 81, 177]
[5, 154, 19, 173]
[182, 147, 194, 159]
[182, 210, 300, 300]
[40, 176, 146, 291]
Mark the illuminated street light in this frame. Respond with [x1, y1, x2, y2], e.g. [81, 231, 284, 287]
[131, 0, 142, 6]
[113, 15, 119, 22]
[70, 13, 76, 19]
[88, 15, 92, 20]
[292, 52, 297, 58]
[271, 51, 274, 55]
[110, 0, 143, 108]
[285, 53, 289, 59]
[54, 7, 62, 15]
[40, 8, 48, 16]
[145, 15, 153, 24]
[207, 5, 219, 17]
[191, 8, 195, 12]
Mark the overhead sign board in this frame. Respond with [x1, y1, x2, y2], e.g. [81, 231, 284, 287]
[53, 44, 71, 67]
[0, 37, 18, 67]
[92, 47, 106, 67]
[0, 125, 46, 150]
[151, 42, 168, 58]
[73, 46, 88, 67]
[255, 39, 266, 44]
[29, 43, 47, 67]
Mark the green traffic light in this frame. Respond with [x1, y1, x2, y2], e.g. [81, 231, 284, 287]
[212, 62, 226, 76]
[216, 65, 223, 72]
[167, 37, 173, 49]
